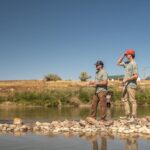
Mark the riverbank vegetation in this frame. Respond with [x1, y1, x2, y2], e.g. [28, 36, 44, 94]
[0, 80, 150, 107]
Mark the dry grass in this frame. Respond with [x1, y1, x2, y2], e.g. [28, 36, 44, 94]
[0, 79, 150, 93]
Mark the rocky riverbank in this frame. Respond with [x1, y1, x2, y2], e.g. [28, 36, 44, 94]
[0, 117, 150, 138]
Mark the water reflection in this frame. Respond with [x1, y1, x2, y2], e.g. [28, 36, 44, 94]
[91, 135, 138, 150]
[92, 137, 107, 150]
[125, 137, 138, 150]
[0, 106, 150, 122]
[0, 130, 149, 150]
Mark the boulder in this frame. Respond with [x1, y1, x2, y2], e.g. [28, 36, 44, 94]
[79, 120, 86, 127]
[86, 117, 98, 125]
[13, 118, 23, 125]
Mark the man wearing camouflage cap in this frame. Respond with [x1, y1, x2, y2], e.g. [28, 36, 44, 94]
[89, 60, 108, 121]
[117, 49, 138, 122]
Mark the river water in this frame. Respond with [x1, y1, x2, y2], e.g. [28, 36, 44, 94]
[0, 106, 150, 150]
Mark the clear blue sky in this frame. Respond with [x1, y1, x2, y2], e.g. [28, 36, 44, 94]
[0, 0, 150, 80]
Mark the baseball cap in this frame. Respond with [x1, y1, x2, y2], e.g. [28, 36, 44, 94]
[95, 60, 104, 66]
[125, 49, 135, 55]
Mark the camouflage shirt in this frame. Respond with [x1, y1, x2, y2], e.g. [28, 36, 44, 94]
[95, 69, 108, 93]
[119, 60, 138, 88]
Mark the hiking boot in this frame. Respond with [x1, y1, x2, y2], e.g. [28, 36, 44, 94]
[127, 116, 136, 123]
[86, 117, 98, 125]
[105, 120, 114, 126]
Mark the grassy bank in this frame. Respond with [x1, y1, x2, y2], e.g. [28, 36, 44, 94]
[0, 80, 150, 107]
[0, 87, 95, 107]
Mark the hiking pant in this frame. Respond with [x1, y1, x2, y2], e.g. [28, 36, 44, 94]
[122, 87, 137, 117]
[90, 91, 107, 120]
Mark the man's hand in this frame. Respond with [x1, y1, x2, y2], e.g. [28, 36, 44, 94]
[117, 54, 125, 65]
[122, 79, 129, 86]
[122, 74, 138, 85]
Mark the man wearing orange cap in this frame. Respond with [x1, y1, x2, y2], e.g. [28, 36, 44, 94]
[117, 49, 138, 122]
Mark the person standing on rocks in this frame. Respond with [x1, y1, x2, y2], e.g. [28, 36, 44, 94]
[117, 49, 138, 122]
[89, 60, 108, 121]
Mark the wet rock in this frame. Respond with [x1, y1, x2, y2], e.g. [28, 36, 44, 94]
[2, 126, 7, 131]
[118, 127, 126, 133]
[70, 127, 81, 132]
[14, 127, 21, 132]
[135, 125, 141, 129]
[61, 127, 70, 132]
[146, 116, 150, 122]
[13, 118, 23, 125]
[0, 116, 150, 137]
[42, 123, 50, 126]
[20, 125, 28, 132]
[33, 126, 40, 132]
[104, 120, 114, 127]
[42, 126, 51, 131]
[123, 129, 134, 134]
[86, 117, 98, 125]
[51, 121, 60, 128]
[142, 128, 150, 135]
[53, 128, 60, 133]
[7, 124, 16, 132]
[35, 121, 42, 126]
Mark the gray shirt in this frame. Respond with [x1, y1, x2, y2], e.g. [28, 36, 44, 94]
[95, 69, 108, 93]
[119, 60, 138, 88]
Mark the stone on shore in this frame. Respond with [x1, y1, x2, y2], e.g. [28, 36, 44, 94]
[13, 118, 23, 125]
[0, 116, 150, 138]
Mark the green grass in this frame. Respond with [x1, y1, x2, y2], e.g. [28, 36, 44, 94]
[0, 86, 150, 107]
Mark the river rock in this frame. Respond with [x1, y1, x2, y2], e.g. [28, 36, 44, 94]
[146, 116, 150, 122]
[35, 121, 42, 126]
[86, 117, 98, 125]
[13, 118, 23, 125]
[42, 123, 50, 126]
[53, 128, 61, 133]
[61, 127, 70, 132]
[20, 125, 28, 132]
[33, 126, 41, 132]
[0, 116, 150, 137]
[51, 121, 60, 128]
[79, 120, 86, 127]
[42, 126, 51, 131]
[14, 127, 21, 132]
[142, 128, 150, 135]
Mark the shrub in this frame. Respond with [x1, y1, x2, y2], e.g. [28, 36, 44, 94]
[44, 73, 62, 81]
[79, 72, 91, 81]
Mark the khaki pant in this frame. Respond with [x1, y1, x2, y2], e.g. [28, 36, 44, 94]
[122, 87, 137, 117]
[90, 91, 107, 120]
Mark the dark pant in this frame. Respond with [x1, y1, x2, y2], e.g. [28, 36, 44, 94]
[90, 91, 107, 120]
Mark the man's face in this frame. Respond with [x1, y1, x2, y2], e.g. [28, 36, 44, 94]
[126, 54, 132, 60]
[96, 65, 101, 70]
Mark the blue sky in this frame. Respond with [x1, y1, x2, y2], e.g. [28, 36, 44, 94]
[0, 0, 150, 80]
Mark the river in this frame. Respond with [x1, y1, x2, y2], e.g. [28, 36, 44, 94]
[0, 106, 150, 150]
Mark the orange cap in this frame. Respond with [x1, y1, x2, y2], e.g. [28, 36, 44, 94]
[125, 49, 135, 55]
